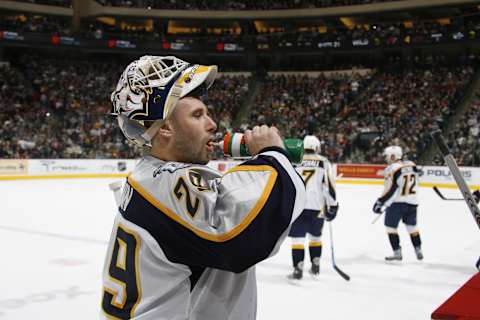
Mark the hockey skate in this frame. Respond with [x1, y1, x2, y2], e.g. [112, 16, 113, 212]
[287, 265, 303, 280]
[385, 249, 402, 261]
[309, 264, 320, 278]
[309, 258, 320, 278]
[415, 247, 424, 260]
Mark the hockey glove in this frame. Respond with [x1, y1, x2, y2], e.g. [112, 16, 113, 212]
[372, 200, 383, 214]
[325, 205, 338, 221]
[473, 190, 480, 204]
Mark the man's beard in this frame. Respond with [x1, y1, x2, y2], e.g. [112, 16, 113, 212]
[172, 130, 208, 165]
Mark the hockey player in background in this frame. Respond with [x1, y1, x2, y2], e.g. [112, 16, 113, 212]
[373, 146, 423, 261]
[288, 135, 338, 279]
[101, 56, 305, 319]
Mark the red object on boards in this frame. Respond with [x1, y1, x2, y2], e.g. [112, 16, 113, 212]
[432, 273, 480, 320]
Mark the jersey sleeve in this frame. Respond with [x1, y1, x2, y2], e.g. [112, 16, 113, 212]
[121, 149, 305, 273]
[322, 159, 338, 208]
[378, 169, 399, 206]
[378, 163, 407, 206]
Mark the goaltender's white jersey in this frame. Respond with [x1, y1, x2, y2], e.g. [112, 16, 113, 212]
[379, 160, 419, 207]
[295, 154, 337, 213]
[101, 150, 305, 320]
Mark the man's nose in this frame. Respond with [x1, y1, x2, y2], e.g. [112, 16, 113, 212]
[207, 116, 217, 132]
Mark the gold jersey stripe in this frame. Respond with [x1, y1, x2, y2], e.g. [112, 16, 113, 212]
[128, 165, 278, 242]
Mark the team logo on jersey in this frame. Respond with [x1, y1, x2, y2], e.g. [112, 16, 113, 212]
[188, 170, 211, 192]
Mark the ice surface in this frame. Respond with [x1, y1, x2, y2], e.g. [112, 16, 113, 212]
[0, 178, 478, 319]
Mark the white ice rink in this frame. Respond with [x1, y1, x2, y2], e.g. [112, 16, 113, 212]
[1, 178, 479, 320]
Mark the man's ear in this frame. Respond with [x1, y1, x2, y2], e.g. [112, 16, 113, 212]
[156, 119, 174, 139]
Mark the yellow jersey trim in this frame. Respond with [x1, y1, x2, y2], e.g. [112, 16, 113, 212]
[127, 165, 278, 242]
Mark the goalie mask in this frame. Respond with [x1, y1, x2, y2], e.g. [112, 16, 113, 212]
[110, 55, 218, 146]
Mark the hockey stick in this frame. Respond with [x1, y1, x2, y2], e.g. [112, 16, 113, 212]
[371, 207, 386, 224]
[323, 164, 350, 281]
[328, 222, 351, 281]
[431, 130, 480, 230]
[371, 212, 384, 224]
[432, 186, 463, 201]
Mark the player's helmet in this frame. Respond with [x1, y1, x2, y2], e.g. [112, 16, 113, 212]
[383, 145, 403, 162]
[303, 135, 321, 153]
[110, 55, 217, 146]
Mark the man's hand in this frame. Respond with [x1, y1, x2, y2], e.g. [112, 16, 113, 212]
[372, 200, 383, 214]
[243, 125, 284, 156]
[325, 205, 338, 221]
